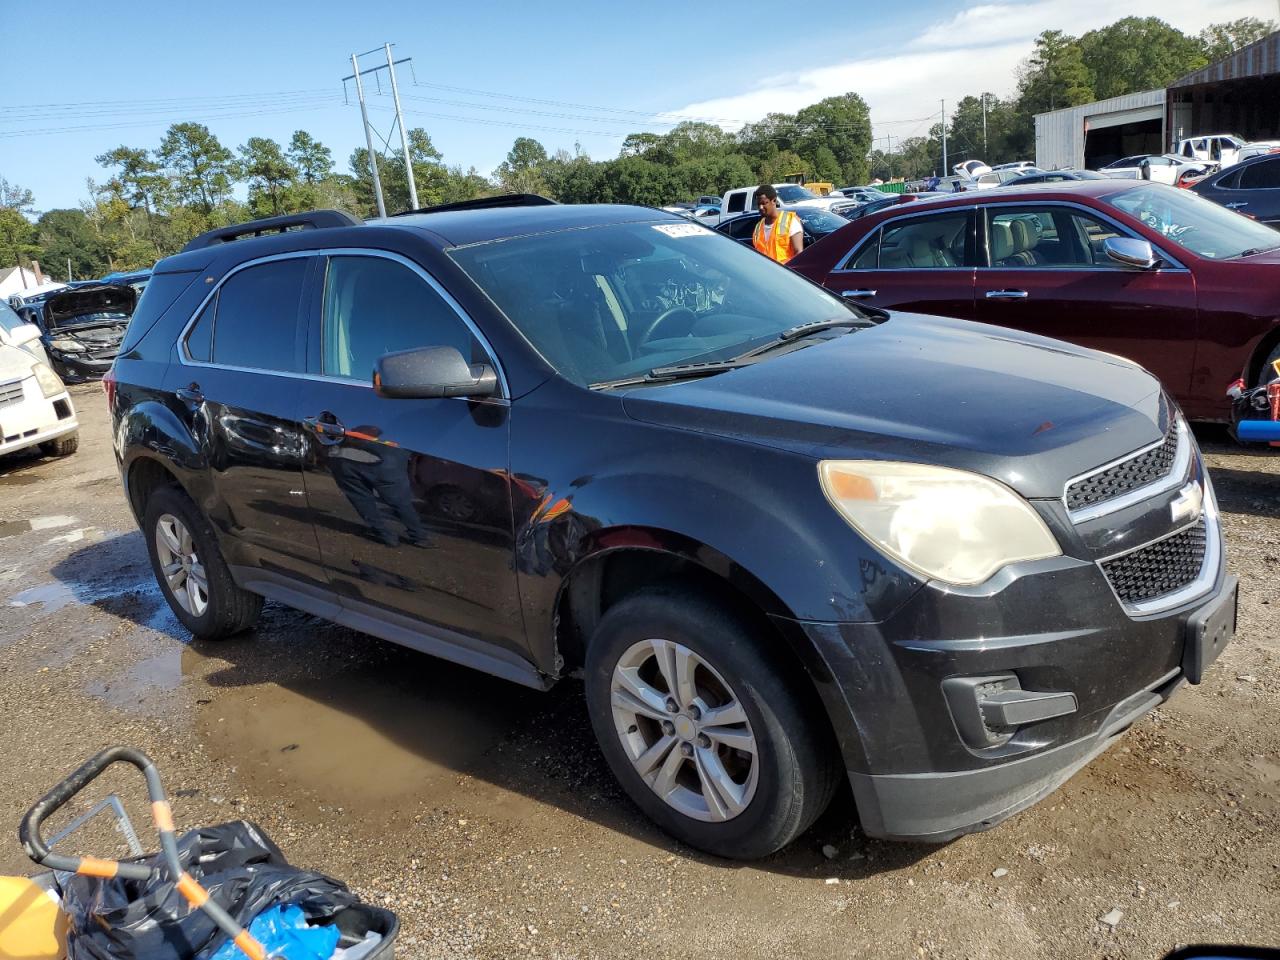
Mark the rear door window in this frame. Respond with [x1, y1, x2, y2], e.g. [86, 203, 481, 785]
[875, 213, 971, 268]
[210, 258, 309, 372]
[1239, 157, 1280, 190]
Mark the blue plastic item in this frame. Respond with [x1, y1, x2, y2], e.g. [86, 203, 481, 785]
[1238, 420, 1280, 442]
[207, 904, 338, 960]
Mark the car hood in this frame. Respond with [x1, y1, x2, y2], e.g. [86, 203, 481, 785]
[621, 314, 1167, 500]
[0, 343, 36, 382]
[44, 284, 136, 329]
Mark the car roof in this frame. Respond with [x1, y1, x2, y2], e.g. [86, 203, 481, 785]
[372, 203, 676, 247]
[847, 179, 1140, 221]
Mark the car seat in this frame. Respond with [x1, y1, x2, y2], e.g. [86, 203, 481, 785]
[1005, 219, 1042, 266]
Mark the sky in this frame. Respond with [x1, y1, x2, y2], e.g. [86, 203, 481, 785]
[2, 0, 1277, 211]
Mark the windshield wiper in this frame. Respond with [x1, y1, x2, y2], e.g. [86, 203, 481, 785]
[728, 316, 872, 363]
[1232, 245, 1280, 259]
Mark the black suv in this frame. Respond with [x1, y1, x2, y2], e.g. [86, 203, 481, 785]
[109, 201, 1236, 858]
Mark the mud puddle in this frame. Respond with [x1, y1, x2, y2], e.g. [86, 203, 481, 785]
[189, 634, 546, 816]
[0, 515, 77, 538]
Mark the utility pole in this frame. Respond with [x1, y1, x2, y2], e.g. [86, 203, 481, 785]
[343, 46, 419, 216]
[941, 99, 948, 173]
[982, 93, 988, 157]
[385, 43, 418, 210]
[349, 52, 386, 218]
[67, 257, 72, 282]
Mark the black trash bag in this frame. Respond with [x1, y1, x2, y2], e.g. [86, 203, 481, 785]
[55, 820, 358, 960]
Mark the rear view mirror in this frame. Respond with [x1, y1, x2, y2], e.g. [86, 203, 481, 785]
[374, 346, 499, 400]
[1104, 237, 1158, 270]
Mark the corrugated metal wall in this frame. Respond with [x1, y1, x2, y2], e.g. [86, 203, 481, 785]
[1035, 90, 1166, 169]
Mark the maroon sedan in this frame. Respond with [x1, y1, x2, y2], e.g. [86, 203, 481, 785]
[789, 180, 1280, 420]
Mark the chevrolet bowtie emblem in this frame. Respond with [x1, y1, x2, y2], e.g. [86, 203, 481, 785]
[1170, 481, 1204, 526]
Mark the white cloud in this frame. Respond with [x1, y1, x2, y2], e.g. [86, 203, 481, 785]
[671, 0, 1275, 149]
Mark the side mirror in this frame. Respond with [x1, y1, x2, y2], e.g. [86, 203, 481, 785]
[1104, 236, 1158, 270]
[10, 322, 41, 347]
[374, 345, 499, 400]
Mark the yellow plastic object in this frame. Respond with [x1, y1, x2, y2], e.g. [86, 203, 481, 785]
[0, 875, 67, 960]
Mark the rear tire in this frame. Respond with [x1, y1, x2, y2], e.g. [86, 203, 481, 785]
[39, 432, 78, 457]
[143, 486, 262, 640]
[584, 585, 840, 859]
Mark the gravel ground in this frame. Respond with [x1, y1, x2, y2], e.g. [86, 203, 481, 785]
[1, 384, 1277, 959]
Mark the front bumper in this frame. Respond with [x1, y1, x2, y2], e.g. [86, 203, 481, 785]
[0, 380, 78, 456]
[777, 553, 1235, 843]
[49, 352, 115, 382]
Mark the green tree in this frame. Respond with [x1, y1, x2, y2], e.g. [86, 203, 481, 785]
[495, 137, 549, 194]
[157, 122, 236, 213]
[37, 209, 110, 280]
[94, 146, 169, 216]
[811, 146, 842, 184]
[238, 137, 297, 217]
[757, 149, 807, 185]
[664, 121, 732, 162]
[287, 130, 333, 183]
[1017, 30, 1093, 115]
[794, 93, 872, 184]
[0, 179, 39, 272]
[1079, 17, 1207, 99]
[1199, 18, 1277, 62]
[948, 94, 1021, 165]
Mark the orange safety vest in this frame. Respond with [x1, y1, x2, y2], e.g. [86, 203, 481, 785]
[753, 210, 798, 263]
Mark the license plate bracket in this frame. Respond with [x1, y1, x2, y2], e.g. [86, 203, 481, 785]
[1183, 576, 1238, 685]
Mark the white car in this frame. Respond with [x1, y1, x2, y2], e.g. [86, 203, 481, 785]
[0, 299, 49, 366]
[1174, 134, 1245, 167]
[989, 160, 1037, 172]
[1097, 154, 1209, 185]
[1237, 141, 1280, 163]
[0, 342, 79, 460]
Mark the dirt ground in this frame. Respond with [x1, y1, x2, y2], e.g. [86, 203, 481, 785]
[1, 384, 1277, 960]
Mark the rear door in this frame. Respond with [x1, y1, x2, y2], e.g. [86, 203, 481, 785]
[173, 254, 327, 586]
[974, 202, 1198, 399]
[819, 208, 977, 319]
[1230, 156, 1280, 225]
[294, 251, 525, 656]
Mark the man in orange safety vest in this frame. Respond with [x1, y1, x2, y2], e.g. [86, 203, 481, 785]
[752, 184, 803, 263]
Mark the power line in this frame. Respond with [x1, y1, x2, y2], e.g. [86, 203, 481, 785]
[0, 102, 339, 139]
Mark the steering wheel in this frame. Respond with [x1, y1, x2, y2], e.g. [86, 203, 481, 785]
[636, 305, 698, 347]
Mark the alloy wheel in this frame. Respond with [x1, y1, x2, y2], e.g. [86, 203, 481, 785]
[609, 638, 759, 822]
[155, 513, 209, 617]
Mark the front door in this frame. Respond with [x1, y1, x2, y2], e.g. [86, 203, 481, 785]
[974, 203, 1198, 401]
[819, 209, 977, 320]
[172, 254, 327, 587]
[295, 252, 525, 655]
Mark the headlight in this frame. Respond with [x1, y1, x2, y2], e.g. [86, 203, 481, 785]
[48, 337, 86, 353]
[818, 460, 1061, 586]
[31, 362, 67, 398]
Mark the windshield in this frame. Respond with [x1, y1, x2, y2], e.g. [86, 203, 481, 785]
[449, 220, 856, 387]
[775, 185, 818, 202]
[0, 300, 24, 335]
[1105, 184, 1280, 260]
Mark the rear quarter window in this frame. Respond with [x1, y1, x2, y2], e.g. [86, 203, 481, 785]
[118, 270, 201, 355]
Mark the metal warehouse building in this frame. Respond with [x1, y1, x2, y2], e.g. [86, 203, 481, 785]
[1034, 31, 1280, 170]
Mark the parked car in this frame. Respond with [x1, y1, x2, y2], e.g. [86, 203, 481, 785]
[1098, 154, 1210, 185]
[1235, 141, 1280, 163]
[719, 183, 853, 219]
[0, 341, 78, 461]
[111, 202, 1234, 859]
[714, 206, 850, 249]
[694, 195, 720, 206]
[788, 180, 1280, 421]
[835, 186, 891, 204]
[964, 168, 1045, 190]
[681, 204, 722, 224]
[953, 159, 990, 179]
[18, 283, 135, 382]
[990, 161, 1037, 172]
[0, 299, 50, 366]
[1190, 152, 1280, 226]
[1003, 169, 1108, 186]
[1174, 134, 1245, 167]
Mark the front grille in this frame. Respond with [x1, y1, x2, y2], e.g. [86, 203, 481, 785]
[1101, 518, 1207, 604]
[0, 379, 23, 409]
[1066, 426, 1179, 512]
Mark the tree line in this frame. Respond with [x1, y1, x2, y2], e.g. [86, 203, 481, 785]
[0, 15, 1271, 281]
[873, 16, 1275, 181]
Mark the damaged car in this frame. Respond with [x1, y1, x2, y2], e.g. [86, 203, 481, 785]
[20, 283, 136, 382]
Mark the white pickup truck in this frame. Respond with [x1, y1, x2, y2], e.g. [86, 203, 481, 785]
[717, 183, 854, 222]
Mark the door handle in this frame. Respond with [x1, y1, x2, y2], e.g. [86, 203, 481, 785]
[175, 384, 203, 404]
[1225, 202, 1249, 209]
[985, 289, 1029, 300]
[840, 289, 877, 299]
[303, 414, 346, 445]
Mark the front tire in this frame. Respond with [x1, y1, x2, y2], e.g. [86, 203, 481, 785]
[584, 586, 839, 859]
[40, 432, 78, 457]
[143, 486, 262, 640]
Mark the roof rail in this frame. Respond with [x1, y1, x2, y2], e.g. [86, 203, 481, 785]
[181, 209, 361, 252]
[391, 193, 559, 217]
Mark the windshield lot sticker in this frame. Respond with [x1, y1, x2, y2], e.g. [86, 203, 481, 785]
[652, 223, 713, 238]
